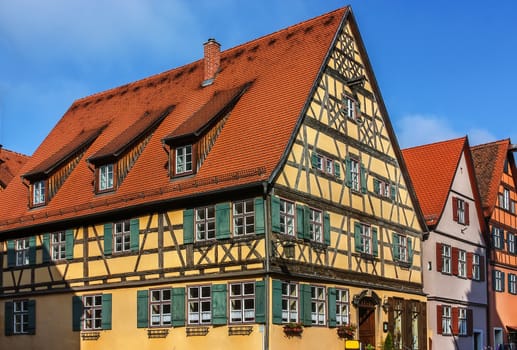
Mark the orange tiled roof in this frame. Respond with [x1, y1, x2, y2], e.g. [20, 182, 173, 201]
[0, 7, 348, 233]
[0, 148, 29, 189]
[402, 137, 467, 226]
[471, 139, 512, 217]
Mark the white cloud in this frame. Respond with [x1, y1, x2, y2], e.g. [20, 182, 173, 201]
[395, 114, 461, 149]
[467, 128, 497, 147]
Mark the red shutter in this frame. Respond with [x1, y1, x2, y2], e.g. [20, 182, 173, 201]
[436, 243, 443, 272]
[451, 307, 459, 335]
[467, 309, 473, 336]
[465, 202, 470, 225]
[452, 247, 459, 275]
[480, 255, 486, 281]
[437, 305, 443, 334]
[467, 252, 473, 279]
[452, 197, 459, 222]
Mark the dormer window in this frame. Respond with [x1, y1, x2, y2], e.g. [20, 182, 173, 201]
[32, 180, 46, 206]
[98, 163, 114, 192]
[175, 145, 193, 175]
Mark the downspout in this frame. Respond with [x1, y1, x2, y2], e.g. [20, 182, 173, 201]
[262, 181, 270, 350]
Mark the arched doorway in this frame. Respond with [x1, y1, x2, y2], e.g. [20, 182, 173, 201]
[353, 290, 381, 347]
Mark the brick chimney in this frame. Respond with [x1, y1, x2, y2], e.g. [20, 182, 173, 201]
[202, 38, 221, 86]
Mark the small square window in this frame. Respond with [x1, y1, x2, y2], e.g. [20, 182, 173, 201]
[32, 180, 46, 206]
[175, 145, 193, 175]
[98, 164, 114, 191]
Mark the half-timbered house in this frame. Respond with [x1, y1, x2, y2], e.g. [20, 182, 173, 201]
[0, 7, 427, 350]
[403, 137, 488, 350]
[471, 139, 517, 349]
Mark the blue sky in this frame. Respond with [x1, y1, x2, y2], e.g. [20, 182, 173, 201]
[1, 0, 516, 155]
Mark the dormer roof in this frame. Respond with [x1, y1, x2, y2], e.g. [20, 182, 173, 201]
[0, 148, 29, 189]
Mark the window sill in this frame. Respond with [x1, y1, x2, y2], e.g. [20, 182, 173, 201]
[186, 326, 209, 336]
[395, 261, 411, 269]
[81, 331, 101, 340]
[360, 253, 377, 261]
[147, 328, 169, 338]
[228, 326, 253, 336]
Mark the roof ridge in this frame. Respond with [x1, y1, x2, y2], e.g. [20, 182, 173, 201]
[471, 138, 510, 149]
[0, 148, 30, 159]
[402, 136, 466, 152]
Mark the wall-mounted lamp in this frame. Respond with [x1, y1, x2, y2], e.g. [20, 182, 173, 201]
[382, 296, 390, 313]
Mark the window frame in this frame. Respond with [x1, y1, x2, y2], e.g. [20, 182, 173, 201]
[457, 198, 466, 225]
[229, 281, 255, 324]
[310, 285, 326, 326]
[51, 231, 67, 261]
[195, 206, 216, 241]
[350, 158, 360, 192]
[502, 188, 511, 211]
[396, 234, 409, 263]
[441, 305, 452, 335]
[15, 239, 30, 267]
[32, 180, 46, 206]
[149, 288, 172, 327]
[174, 145, 193, 176]
[83, 294, 103, 331]
[187, 285, 212, 325]
[458, 308, 467, 336]
[472, 253, 481, 281]
[341, 93, 358, 121]
[493, 227, 504, 250]
[309, 208, 323, 243]
[98, 163, 115, 192]
[359, 223, 372, 255]
[494, 270, 504, 292]
[441, 244, 452, 274]
[279, 199, 295, 237]
[335, 288, 350, 326]
[13, 300, 29, 335]
[458, 249, 467, 278]
[281, 282, 299, 324]
[509, 274, 517, 295]
[508, 232, 516, 254]
[113, 220, 131, 253]
[233, 199, 255, 236]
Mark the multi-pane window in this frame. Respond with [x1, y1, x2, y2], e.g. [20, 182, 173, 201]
[229, 282, 255, 323]
[472, 254, 481, 281]
[113, 220, 131, 253]
[195, 206, 216, 241]
[149, 289, 172, 327]
[233, 200, 255, 236]
[441, 305, 452, 335]
[13, 300, 29, 334]
[309, 208, 323, 242]
[83, 295, 103, 330]
[342, 94, 356, 120]
[458, 249, 467, 278]
[51, 232, 66, 261]
[15, 239, 30, 266]
[311, 286, 326, 325]
[396, 234, 408, 262]
[508, 233, 516, 254]
[457, 199, 466, 224]
[336, 289, 350, 326]
[188, 286, 211, 325]
[509, 274, 517, 295]
[325, 158, 334, 175]
[359, 223, 372, 255]
[458, 308, 467, 335]
[494, 270, 504, 292]
[502, 188, 510, 211]
[279, 199, 295, 236]
[281, 282, 298, 323]
[99, 164, 114, 191]
[441, 244, 451, 274]
[33, 180, 45, 205]
[175, 145, 192, 175]
[350, 158, 360, 191]
[493, 227, 504, 249]
[374, 178, 391, 198]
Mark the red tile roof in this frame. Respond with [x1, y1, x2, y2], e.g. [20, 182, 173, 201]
[402, 137, 467, 226]
[471, 139, 513, 217]
[0, 148, 29, 189]
[0, 7, 348, 233]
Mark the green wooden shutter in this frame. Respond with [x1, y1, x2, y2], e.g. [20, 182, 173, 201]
[300, 284, 312, 326]
[296, 204, 305, 239]
[255, 281, 266, 324]
[29, 236, 36, 265]
[7, 240, 15, 267]
[212, 284, 227, 325]
[272, 280, 283, 324]
[137, 290, 149, 328]
[372, 227, 378, 256]
[216, 203, 231, 240]
[5, 301, 14, 336]
[303, 206, 310, 240]
[390, 184, 397, 201]
[373, 178, 380, 194]
[104, 223, 113, 256]
[345, 157, 352, 188]
[360, 163, 367, 194]
[311, 152, 319, 168]
[334, 162, 341, 178]
[102, 294, 112, 330]
[354, 222, 362, 252]
[27, 300, 36, 335]
[130, 218, 140, 252]
[72, 296, 83, 331]
[65, 229, 74, 260]
[392, 233, 400, 260]
[502, 272, 506, 292]
[408, 237, 414, 265]
[183, 209, 194, 244]
[42, 233, 51, 263]
[328, 287, 336, 327]
[255, 198, 265, 235]
[271, 196, 281, 233]
[324, 212, 331, 245]
[172, 287, 186, 327]
[492, 270, 498, 291]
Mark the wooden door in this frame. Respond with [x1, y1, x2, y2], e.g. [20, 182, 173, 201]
[359, 305, 376, 347]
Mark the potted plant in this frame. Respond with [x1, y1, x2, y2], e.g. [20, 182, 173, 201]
[283, 322, 303, 336]
[383, 332, 394, 350]
[336, 323, 357, 339]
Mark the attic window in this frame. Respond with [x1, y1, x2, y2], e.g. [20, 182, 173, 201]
[341, 93, 361, 122]
[175, 145, 193, 175]
[32, 180, 46, 207]
[98, 164, 115, 192]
